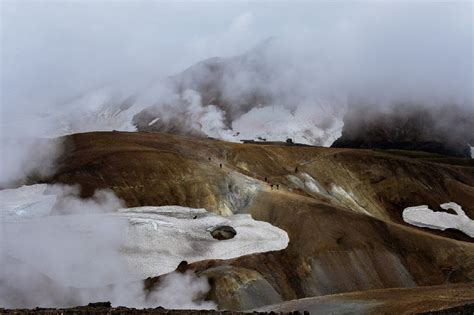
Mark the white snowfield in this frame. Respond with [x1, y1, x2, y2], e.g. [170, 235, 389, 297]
[119, 206, 289, 278]
[0, 184, 289, 285]
[402, 202, 474, 238]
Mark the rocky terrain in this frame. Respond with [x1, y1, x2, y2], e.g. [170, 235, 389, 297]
[22, 130, 472, 313]
[0, 303, 307, 315]
[257, 283, 474, 314]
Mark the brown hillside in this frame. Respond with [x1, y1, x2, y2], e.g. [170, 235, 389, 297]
[49, 131, 474, 310]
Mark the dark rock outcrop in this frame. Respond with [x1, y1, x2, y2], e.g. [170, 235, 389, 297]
[0, 306, 306, 315]
[211, 226, 237, 240]
[417, 303, 474, 314]
[87, 302, 112, 308]
[332, 104, 473, 158]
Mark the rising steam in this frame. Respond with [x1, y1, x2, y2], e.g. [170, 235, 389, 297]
[0, 184, 215, 309]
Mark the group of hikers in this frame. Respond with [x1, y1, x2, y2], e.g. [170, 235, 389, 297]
[265, 166, 299, 190]
[209, 155, 300, 192]
[264, 177, 280, 190]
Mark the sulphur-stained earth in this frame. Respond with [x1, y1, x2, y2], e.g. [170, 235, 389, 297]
[33, 131, 474, 312]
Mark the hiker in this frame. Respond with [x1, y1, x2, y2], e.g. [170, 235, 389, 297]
[295, 166, 298, 173]
[276, 184, 279, 190]
[264, 177, 268, 182]
[270, 184, 274, 190]
[219, 163, 222, 169]
[208, 157, 211, 161]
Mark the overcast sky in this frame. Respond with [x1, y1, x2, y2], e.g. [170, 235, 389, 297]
[0, 1, 472, 186]
[1, 1, 472, 132]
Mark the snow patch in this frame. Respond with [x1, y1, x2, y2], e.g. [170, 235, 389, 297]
[218, 171, 263, 215]
[148, 117, 160, 126]
[232, 105, 343, 147]
[287, 175, 305, 190]
[118, 205, 289, 278]
[286, 172, 328, 196]
[1, 185, 289, 283]
[301, 173, 327, 195]
[403, 202, 474, 238]
[329, 184, 371, 216]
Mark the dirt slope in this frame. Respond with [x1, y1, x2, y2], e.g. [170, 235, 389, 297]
[52, 131, 474, 223]
[49, 131, 474, 310]
[256, 283, 474, 314]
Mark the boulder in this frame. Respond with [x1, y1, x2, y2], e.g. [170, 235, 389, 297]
[211, 226, 237, 240]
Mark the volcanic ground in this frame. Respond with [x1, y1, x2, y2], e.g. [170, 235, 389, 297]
[2, 131, 474, 313]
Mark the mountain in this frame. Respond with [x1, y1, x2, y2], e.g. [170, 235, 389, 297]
[332, 104, 474, 158]
[47, 40, 473, 156]
[134, 37, 279, 129]
[131, 38, 343, 146]
[46, 39, 342, 147]
[45, 131, 474, 311]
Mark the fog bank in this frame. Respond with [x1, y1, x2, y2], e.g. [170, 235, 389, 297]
[1, 1, 472, 183]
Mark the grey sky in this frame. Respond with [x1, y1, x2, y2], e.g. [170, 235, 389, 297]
[0, 1, 472, 135]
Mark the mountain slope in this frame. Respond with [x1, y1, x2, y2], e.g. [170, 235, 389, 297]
[52, 131, 474, 224]
[48, 131, 474, 310]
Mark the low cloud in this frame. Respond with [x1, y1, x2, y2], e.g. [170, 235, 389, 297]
[1, 2, 472, 186]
